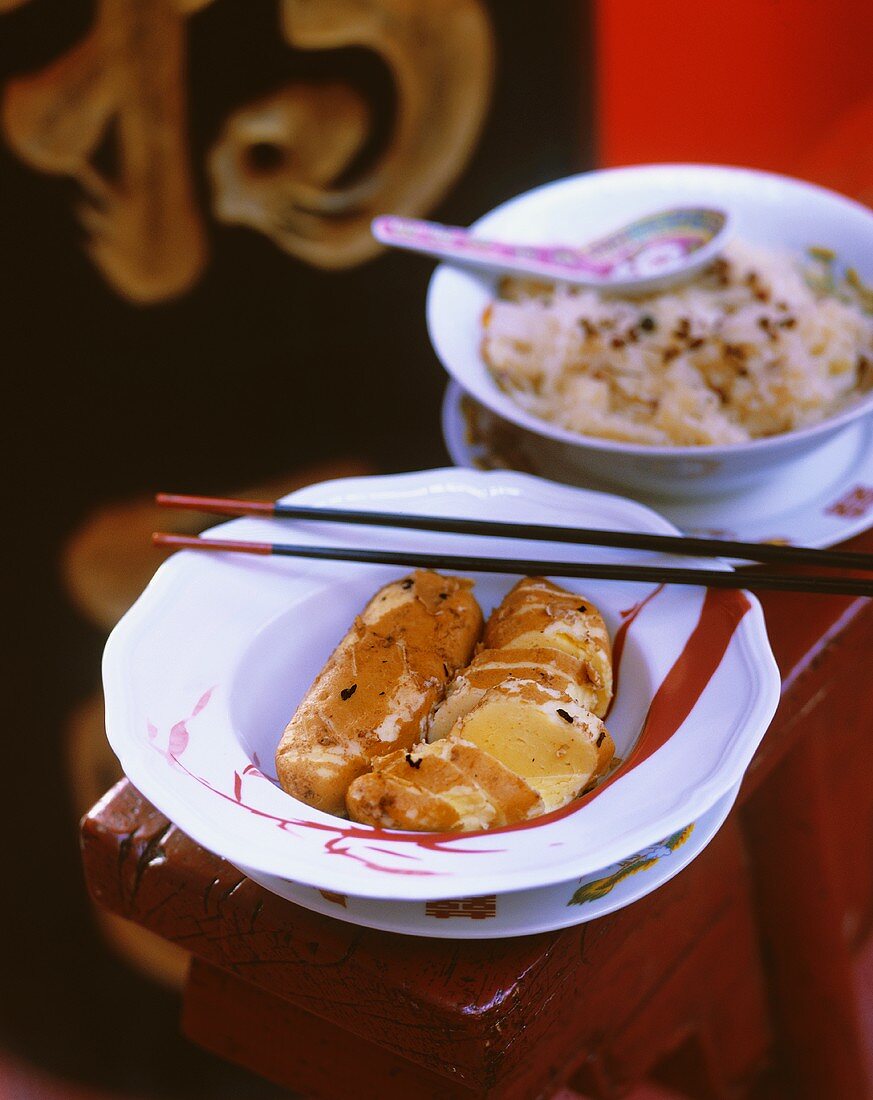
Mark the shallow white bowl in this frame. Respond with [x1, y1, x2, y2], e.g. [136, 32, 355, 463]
[103, 468, 780, 902]
[427, 164, 873, 500]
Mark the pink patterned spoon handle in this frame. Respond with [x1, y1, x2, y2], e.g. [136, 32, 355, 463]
[373, 215, 611, 277]
[371, 208, 728, 289]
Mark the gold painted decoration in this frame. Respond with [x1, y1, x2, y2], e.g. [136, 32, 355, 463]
[3, 0, 208, 303]
[209, 0, 494, 268]
[568, 825, 695, 906]
[208, 81, 375, 268]
[2, 0, 493, 302]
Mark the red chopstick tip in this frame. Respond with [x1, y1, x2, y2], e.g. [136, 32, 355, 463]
[153, 532, 273, 556]
[156, 493, 275, 517]
[153, 532, 199, 550]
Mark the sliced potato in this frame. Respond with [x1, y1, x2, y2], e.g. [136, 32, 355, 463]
[428, 645, 601, 741]
[346, 737, 542, 830]
[482, 577, 613, 716]
[452, 679, 612, 812]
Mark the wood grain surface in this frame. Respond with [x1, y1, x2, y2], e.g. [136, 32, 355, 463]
[82, 784, 769, 1098]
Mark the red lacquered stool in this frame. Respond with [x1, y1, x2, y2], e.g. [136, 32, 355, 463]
[80, 529, 873, 1099]
[738, 528, 873, 1100]
[82, 784, 769, 1099]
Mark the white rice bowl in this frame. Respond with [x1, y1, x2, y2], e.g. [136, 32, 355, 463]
[427, 165, 873, 498]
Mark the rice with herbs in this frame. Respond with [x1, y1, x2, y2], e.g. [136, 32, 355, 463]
[480, 241, 873, 446]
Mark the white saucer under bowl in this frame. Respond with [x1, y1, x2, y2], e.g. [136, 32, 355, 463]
[238, 780, 740, 939]
[442, 381, 873, 549]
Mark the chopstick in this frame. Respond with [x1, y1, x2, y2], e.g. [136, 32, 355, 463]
[155, 492, 873, 572]
[152, 532, 873, 596]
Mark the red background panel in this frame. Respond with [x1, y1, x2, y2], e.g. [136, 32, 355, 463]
[594, 0, 873, 203]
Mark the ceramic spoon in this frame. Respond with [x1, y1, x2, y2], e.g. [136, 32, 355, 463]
[372, 206, 729, 293]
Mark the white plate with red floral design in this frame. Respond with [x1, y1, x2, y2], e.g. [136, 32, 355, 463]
[103, 468, 779, 903]
[443, 381, 873, 549]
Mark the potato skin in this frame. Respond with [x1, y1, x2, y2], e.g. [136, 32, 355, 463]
[346, 770, 465, 831]
[346, 738, 542, 831]
[275, 571, 482, 816]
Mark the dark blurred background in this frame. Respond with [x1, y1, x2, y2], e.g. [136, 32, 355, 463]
[0, 1, 588, 1095]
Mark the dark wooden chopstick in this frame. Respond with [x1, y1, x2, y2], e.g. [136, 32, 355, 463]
[152, 532, 873, 597]
[155, 492, 873, 572]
